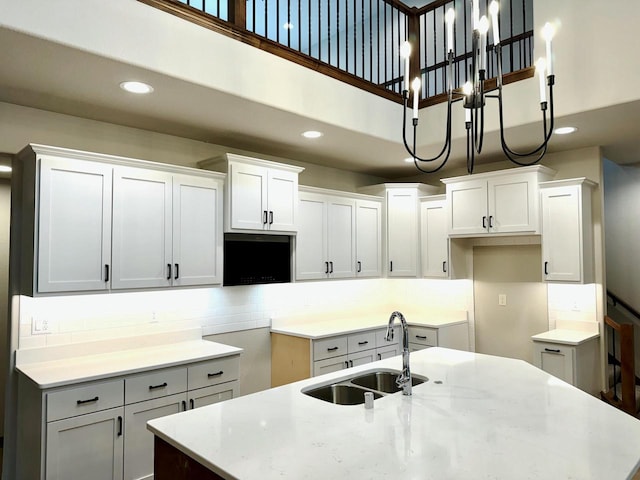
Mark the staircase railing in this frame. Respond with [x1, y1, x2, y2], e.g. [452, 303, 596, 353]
[602, 291, 640, 417]
[138, 0, 534, 105]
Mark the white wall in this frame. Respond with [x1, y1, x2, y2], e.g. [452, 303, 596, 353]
[603, 158, 640, 312]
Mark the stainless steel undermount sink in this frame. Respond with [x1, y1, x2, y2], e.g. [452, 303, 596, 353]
[302, 369, 428, 405]
[350, 370, 427, 394]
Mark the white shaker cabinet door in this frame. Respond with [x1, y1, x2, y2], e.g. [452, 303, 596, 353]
[420, 198, 448, 278]
[172, 175, 223, 286]
[327, 198, 356, 278]
[387, 188, 419, 277]
[37, 157, 112, 293]
[267, 168, 298, 232]
[46, 407, 124, 480]
[488, 173, 538, 233]
[446, 179, 488, 235]
[188, 381, 239, 410]
[123, 393, 186, 480]
[296, 194, 327, 280]
[229, 161, 268, 230]
[111, 167, 173, 289]
[356, 200, 382, 277]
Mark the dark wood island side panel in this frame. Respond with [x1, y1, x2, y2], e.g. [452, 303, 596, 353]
[154, 436, 227, 480]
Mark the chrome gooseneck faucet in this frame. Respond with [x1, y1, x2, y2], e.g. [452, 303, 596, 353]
[386, 311, 412, 396]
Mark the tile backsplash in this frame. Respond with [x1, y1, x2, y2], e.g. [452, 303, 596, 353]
[18, 278, 473, 350]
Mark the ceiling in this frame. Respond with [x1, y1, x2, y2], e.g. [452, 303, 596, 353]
[1, 26, 639, 180]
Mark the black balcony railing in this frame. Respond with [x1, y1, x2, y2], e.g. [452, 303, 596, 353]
[140, 0, 534, 104]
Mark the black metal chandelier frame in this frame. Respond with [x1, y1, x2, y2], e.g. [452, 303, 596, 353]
[402, 16, 556, 175]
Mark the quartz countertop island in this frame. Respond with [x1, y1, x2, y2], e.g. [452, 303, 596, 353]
[148, 348, 640, 480]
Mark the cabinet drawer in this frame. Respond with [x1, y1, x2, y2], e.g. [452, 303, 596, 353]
[313, 355, 348, 376]
[408, 326, 438, 347]
[348, 331, 376, 353]
[313, 336, 348, 361]
[47, 378, 124, 422]
[188, 355, 240, 391]
[376, 326, 399, 347]
[125, 366, 187, 405]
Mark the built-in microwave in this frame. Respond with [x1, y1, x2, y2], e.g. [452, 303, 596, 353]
[223, 233, 292, 286]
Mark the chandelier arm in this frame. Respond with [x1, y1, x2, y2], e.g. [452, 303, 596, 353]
[474, 78, 485, 155]
[466, 122, 475, 174]
[497, 79, 555, 158]
[401, 89, 453, 164]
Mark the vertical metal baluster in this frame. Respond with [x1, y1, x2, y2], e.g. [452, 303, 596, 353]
[298, 0, 301, 51]
[307, 0, 311, 55]
[369, 0, 372, 82]
[328, 0, 331, 65]
[383, 2, 387, 90]
[287, 0, 291, 46]
[264, 0, 268, 40]
[509, 0, 514, 74]
[253, 0, 256, 32]
[277, 0, 280, 43]
[357, 0, 361, 78]
[337, 0, 340, 69]
[391, 7, 395, 92]
[317, 0, 321, 60]
[346, 0, 349, 72]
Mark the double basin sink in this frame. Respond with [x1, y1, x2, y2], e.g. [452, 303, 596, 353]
[302, 369, 428, 405]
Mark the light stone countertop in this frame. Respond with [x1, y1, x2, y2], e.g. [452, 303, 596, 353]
[147, 347, 640, 480]
[531, 329, 600, 346]
[270, 310, 468, 339]
[16, 339, 243, 389]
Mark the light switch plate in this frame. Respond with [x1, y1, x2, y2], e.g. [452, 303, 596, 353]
[32, 317, 51, 335]
[498, 294, 507, 306]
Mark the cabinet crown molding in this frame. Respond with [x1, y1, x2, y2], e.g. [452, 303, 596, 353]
[299, 185, 383, 201]
[539, 177, 598, 189]
[23, 144, 226, 180]
[441, 165, 556, 184]
[200, 152, 305, 174]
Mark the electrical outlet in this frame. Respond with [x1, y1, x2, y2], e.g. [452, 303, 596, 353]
[498, 294, 507, 306]
[31, 317, 51, 335]
[150, 311, 158, 323]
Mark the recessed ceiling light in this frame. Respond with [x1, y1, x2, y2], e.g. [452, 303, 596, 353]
[0, 165, 11, 173]
[404, 157, 414, 163]
[554, 126, 577, 135]
[302, 130, 323, 139]
[120, 81, 154, 94]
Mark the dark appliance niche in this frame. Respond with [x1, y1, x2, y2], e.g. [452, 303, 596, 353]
[223, 233, 292, 286]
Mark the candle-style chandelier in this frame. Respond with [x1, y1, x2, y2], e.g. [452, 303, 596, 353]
[402, 0, 556, 174]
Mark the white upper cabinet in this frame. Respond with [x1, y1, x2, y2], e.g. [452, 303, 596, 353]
[359, 183, 440, 278]
[443, 166, 556, 236]
[172, 174, 224, 287]
[215, 154, 303, 233]
[327, 197, 357, 278]
[17, 144, 225, 295]
[387, 188, 419, 276]
[540, 178, 595, 283]
[37, 156, 113, 293]
[296, 187, 381, 281]
[355, 200, 382, 277]
[420, 196, 449, 278]
[296, 192, 328, 280]
[112, 167, 173, 290]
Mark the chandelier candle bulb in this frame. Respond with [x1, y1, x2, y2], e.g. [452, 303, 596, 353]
[478, 16, 489, 71]
[542, 22, 555, 76]
[445, 8, 455, 53]
[412, 77, 421, 119]
[536, 58, 547, 103]
[489, 1, 500, 45]
[472, 0, 480, 30]
[401, 42, 411, 92]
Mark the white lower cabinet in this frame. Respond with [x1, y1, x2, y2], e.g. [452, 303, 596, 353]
[532, 336, 599, 394]
[17, 354, 240, 480]
[124, 393, 184, 480]
[46, 406, 124, 480]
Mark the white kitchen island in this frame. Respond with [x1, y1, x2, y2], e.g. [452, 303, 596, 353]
[148, 347, 640, 480]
